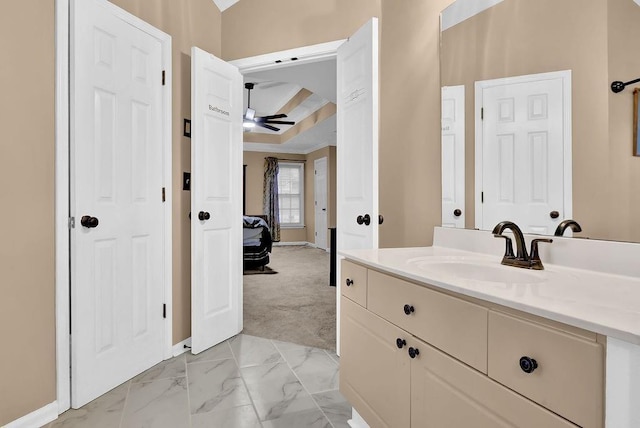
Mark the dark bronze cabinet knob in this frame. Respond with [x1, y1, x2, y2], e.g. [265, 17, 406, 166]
[81, 215, 99, 228]
[403, 304, 415, 315]
[519, 356, 538, 374]
[345, 278, 354, 287]
[550, 211, 560, 219]
[408, 347, 420, 359]
[198, 211, 210, 221]
[454, 209, 462, 217]
[396, 338, 406, 349]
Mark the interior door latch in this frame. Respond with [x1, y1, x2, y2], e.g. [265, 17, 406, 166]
[68, 217, 75, 229]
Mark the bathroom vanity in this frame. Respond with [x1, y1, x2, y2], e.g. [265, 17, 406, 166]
[339, 227, 640, 428]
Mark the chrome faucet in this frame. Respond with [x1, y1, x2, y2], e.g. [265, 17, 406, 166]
[492, 221, 552, 270]
[554, 219, 582, 237]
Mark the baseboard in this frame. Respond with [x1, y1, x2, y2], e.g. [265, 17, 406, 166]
[172, 337, 192, 357]
[273, 241, 310, 246]
[5, 401, 58, 428]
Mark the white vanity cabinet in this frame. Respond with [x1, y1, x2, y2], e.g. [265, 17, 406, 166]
[340, 259, 605, 428]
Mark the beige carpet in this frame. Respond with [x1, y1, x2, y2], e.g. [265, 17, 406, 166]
[242, 245, 336, 351]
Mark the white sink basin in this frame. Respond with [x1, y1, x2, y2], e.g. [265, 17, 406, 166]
[407, 257, 549, 285]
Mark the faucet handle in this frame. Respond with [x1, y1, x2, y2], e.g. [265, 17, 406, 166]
[494, 234, 515, 259]
[530, 238, 553, 262]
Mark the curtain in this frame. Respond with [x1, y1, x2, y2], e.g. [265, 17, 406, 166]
[263, 157, 280, 242]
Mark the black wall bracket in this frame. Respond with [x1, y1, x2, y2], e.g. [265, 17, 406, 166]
[611, 77, 640, 93]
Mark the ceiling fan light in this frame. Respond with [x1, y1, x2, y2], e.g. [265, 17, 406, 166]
[244, 107, 255, 121]
[243, 121, 255, 129]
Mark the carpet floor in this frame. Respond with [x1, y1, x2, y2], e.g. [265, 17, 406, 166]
[242, 245, 336, 351]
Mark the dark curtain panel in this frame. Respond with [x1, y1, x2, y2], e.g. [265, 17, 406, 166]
[263, 157, 281, 242]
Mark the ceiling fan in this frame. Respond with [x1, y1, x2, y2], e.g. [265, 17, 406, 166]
[243, 82, 295, 132]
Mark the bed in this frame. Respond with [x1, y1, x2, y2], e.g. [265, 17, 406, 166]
[243, 215, 272, 270]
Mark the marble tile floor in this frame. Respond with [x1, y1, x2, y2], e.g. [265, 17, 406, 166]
[44, 334, 351, 428]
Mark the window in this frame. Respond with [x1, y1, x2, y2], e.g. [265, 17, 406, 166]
[277, 162, 304, 227]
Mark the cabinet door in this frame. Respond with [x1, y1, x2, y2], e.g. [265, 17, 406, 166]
[340, 296, 410, 428]
[409, 337, 578, 428]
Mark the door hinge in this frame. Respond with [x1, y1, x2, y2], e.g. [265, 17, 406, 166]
[163, 304, 167, 319]
[481, 191, 484, 203]
[481, 107, 484, 120]
[162, 187, 166, 202]
[162, 70, 166, 86]
[68, 217, 75, 229]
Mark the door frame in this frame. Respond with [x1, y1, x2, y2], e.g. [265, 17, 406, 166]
[314, 156, 329, 250]
[474, 70, 572, 230]
[55, 0, 173, 413]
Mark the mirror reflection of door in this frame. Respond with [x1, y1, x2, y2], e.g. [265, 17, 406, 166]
[476, 71, 572, 235]
[441, 85, 465, 228]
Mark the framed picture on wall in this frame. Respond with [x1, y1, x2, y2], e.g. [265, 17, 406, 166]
[634, 88, 640, 157]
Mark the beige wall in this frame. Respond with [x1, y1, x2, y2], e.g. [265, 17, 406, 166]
[243, 148, 337, 244]
[440, 0, 640, 242]
[378, 0, 452, 247]
[0, 2, 56, 424]
[608, 0, 640, 242]
[109, 0, 222, 343]
[221, 0, 381, 61]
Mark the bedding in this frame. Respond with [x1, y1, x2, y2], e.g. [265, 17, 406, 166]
[242, 215, 272, 270]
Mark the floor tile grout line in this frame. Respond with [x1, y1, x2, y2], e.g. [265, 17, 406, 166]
[273, 338, 337, 428]
[118, 379, 133, 428]
[230, 335, 265, 427]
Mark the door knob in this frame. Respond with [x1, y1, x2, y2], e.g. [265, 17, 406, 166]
[356, 215, 364, 225]
[454, 209, 462, 217]
[550, 211, 560, 219]
[80, 215, 99, 228]
[378, 214, 384, 225]
[362, 214, 371, 226]
[198, 211, 210, 221]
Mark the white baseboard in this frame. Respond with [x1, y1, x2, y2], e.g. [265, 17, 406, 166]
[347, 407, 370, 428]
[5, 401, 58, 428]
[172, 337, 192, 357]
[273, 241, 310, 246]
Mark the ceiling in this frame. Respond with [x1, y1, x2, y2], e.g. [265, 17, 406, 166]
[242, 59, 337, 154]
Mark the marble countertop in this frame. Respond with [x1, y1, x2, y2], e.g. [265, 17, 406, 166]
[340, 246, 640, 345]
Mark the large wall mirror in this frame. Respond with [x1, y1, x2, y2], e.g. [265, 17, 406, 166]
[440, 0, 640, 243]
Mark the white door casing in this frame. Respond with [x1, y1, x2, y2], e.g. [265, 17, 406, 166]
[336, 18, 379, 354]
[70, 0, 171, 408]
[475, 71, 572, 235]
[191, 47, 243, 355]
[315, 157, 328, 250]
[441, 85, 465, 228]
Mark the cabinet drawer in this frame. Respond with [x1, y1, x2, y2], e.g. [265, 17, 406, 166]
[410, 336, 577, 428]
[488, 311, 604, 428]
[341, 260, 367, 306]
[367, 270, 488, 372]
[340, 296, 410, 428]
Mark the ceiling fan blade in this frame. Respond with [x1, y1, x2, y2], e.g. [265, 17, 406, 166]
[263, 120, 295, 125]
[258, 123, 280, 132]
[258, 114, 288, 120]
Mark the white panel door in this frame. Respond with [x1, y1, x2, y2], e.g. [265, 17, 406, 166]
[336, 18, 379, 354]
[71, 0, 167, 407]
[315, 157, 328, 250]
[337, 18, 379, 252]
[191, 47, 243, 355]
[441, 85, 465, 228]
[479, 74, 569, 235]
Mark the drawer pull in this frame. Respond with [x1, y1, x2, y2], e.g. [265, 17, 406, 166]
[396, 338, 407, 349]
[403, 304, 415, 315]
[408, 347, 420, 359]
[519, 356, 538, 374]
[345, 278, 354, 286]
